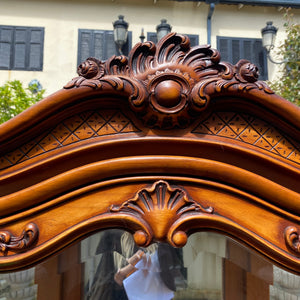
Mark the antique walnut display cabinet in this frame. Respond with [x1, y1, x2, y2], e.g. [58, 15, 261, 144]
[0, 33, 300, 300]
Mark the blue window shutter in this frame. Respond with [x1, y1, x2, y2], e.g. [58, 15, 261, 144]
[186, 34, 199, 47]
[105, 31, 117, 59]
[147, 32, 158, 44]
[231, 39, 240, 64]
[218, 37, 230, 62]
[13, 27, 27, 69]
[28, 28, 44, 70]
[0, 27, 13, 69]
[78, 30, 132, 65]
[217, 36, 268, 80]
[147, 33, 198, 47]
[93, 31, 105, 60]
[78, 30, 93, 65]
[252, 39, 267, 80]
[0, 26, 44, 71]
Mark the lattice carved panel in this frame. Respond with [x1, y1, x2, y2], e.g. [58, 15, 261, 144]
[193, 112, 300, 164]
[0, 110, 140, 170]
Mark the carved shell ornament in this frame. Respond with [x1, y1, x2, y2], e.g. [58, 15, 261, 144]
[110, 180, 213, 247]
[65, 33, 273, 129]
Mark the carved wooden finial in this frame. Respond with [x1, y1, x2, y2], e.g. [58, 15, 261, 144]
[65, 33, 273, 129]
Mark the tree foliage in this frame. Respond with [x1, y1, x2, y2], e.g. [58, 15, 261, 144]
[0, 80, 44, 124]
[269, 9, 300, 105]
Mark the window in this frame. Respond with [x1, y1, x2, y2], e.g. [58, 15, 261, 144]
[147, 33, 199, 47]
[217, 36, 268, 80]
[0, 25, 44, 71]
[78, 29, 132, 65]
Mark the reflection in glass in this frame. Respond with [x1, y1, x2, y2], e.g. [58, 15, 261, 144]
[0, 268, 37, 300]
[82, 230, 185, 300]
[1, 230, 300, 299]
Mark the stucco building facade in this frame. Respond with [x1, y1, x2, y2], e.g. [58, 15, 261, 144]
[0, 0, 299, 95]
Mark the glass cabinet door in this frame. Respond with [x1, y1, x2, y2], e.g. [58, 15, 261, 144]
[1, 230, 299, 300]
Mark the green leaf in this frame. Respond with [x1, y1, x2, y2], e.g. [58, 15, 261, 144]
[0, 80, 45, 124]
[269, 9, 300, 106]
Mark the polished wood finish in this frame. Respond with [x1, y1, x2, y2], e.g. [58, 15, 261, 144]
[0, 33, 299, 275]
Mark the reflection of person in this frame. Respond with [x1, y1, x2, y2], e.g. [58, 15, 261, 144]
[87, 230, 185, 300]
[114, 250, 145, 286]
[121, 248, 175, 300]
[157, 243, 186, 292]
[87, 230, 131, 299]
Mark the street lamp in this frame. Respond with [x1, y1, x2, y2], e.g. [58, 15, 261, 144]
[261, 21, 285, 64]
[156, 19, 172, 41]
[140, 28, 145, 43]
[113, 15, 129, 55]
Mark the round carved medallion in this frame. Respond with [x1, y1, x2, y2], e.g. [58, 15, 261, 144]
[154, 80, 182, 108]
[149, 74, 189, 115]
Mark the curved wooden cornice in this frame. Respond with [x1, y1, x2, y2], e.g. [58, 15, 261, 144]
[0, 33, 300, 273]
[0, 33, 300, 144]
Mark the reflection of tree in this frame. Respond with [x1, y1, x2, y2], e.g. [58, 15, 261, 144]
[269, 9, 300, 105]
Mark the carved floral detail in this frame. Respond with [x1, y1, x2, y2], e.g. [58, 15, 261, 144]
[110, 180, 213, 247]
[65, 33, 274, 129]
[0, 223, 39, 253]
[236, 59, 259, 83]
[78, 58, 104, 79]
[64, 58, 105, 88]
[285, 226, 300, 254]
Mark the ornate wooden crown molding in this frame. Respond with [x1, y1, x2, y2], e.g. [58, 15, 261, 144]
[64, 33, 273, 129]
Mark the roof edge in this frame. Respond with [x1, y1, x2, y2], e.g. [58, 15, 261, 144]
[173, 0, 300, 8]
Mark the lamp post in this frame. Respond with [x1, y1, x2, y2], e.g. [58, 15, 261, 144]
[113, 15, 129, 55]
[261, 21, 285, 64]
[140, 28, 145, 43]
[156, 19, 172, 41]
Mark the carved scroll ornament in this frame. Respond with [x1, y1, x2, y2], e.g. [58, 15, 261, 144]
[64, 33, 273, 129]
[110, 180, 213, 248]
[285, 226, 300, 254]
[0, 223, 39, 253]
